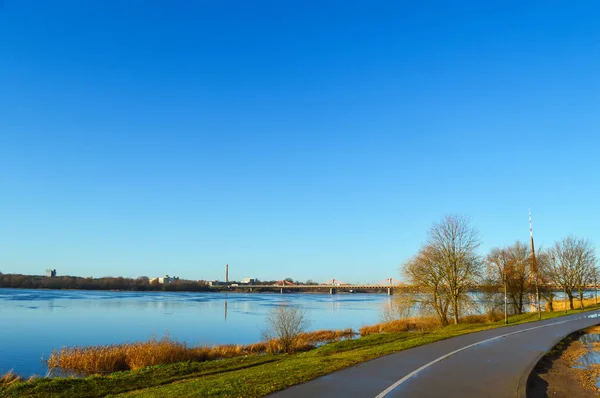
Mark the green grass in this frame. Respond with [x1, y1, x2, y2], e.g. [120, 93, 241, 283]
[2, 305, 599, 398]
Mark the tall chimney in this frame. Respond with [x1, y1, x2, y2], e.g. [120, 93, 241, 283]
[226, 264, 229, 283]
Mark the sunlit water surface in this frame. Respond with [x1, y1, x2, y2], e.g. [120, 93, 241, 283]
[0, 288, 392, 377]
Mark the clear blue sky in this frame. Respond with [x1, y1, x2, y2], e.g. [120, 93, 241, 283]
[1, 1, 599, 283]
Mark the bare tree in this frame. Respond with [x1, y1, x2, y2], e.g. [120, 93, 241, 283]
[403, 215, 482, 325]
[264, 304, 311, 353]
[546, 236, 596, 310]
[573, 239, 596, 309]
[486, 242, 532, 314]
[404, 245, 452, 325]
[486, 247, 510, 322]
[537, 250, 557, 311]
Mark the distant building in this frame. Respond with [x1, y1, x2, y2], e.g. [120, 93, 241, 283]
[242, 278, 257, 284]
[46, 269, 57, 278]
[209, 280, 228, 287]
[150, 275, 179, 284]
[274, 280, 296, 286]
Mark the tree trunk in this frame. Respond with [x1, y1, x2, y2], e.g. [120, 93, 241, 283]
[518, 295, 523, 314]
[568, 294, 574, 310]
[453, 296, 459, 324]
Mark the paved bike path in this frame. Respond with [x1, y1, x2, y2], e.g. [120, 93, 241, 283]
[269, 311, 600, 397]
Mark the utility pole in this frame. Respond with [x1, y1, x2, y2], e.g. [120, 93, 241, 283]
[595, 271, 598, 306]
[504, 268, 508, 325]
[529, 210, 542, 320]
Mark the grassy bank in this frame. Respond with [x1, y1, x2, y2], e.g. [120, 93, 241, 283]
[45, 329, 355, 374]
[3, 304, 600, 398]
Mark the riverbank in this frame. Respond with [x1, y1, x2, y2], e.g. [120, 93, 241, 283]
[528, 325, 600, 397]
[3, 305, 600, 397]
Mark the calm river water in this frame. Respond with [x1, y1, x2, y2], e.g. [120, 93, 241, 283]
[0, 288, 392, 377]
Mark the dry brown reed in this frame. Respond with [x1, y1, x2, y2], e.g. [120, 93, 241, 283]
[0, 370, 22, 386]
[548, 297, 599, 312]
[360, 317, 441, 336]
[47, 328, 356, 374]
[47, 336, 229, 373]
[257, 328, 355, 354]
[460, 312, 504, 324]
[360, 311, 507, 336]
[298, 328, 355, 344]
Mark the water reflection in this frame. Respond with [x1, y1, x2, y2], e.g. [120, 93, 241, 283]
[574, 330, 600, 389]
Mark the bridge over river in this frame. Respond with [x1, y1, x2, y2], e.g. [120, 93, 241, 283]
[214, 279, 595, 296]
[223, 279, 406, 295]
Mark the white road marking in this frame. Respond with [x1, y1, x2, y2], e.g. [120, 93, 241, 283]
[374, 313, 596, 398]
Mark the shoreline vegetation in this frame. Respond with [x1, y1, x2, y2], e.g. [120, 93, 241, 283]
[45, 329, 355, 374]
[0, 274, 324, 293]
[0, 274, 212, 292]
[2, 299, 599, 398]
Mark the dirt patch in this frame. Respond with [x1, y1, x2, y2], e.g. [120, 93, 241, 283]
[528, 330, 599, 398]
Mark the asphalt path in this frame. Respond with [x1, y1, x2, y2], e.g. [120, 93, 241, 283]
[269, 310, 600, 398]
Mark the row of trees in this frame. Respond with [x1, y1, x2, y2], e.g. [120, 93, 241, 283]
[402, 215, 597, 325]
[0, 274, 324, 291]
[0, 274, 211, 292]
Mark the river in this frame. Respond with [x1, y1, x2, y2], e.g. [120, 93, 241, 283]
[0, 288, 392, 377]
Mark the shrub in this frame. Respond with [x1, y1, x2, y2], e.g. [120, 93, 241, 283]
[0, 370, 22, 386]
[263, 304, 311, 353]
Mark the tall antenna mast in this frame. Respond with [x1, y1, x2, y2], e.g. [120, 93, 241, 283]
[529, 209, 541, 319]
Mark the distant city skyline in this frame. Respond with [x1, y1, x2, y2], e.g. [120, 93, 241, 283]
[1, 2, 599, 282]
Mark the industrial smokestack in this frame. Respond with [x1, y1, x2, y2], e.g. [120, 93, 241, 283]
[226, 264, 229, 283]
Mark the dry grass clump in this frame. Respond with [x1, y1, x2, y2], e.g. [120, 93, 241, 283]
[244, 342, 269, 353]
[262, 328, 356, 354]
[259, 329, 355, 354]
[260, 338, 312, 354]
[0, 370, 22, 386]
[47, 328, 356, 374]
[298, 328, 355, 344]
[360, 317, 440, 337]
[47, 336, 223, 373]
[549, 298, 599, 312]
[461, 311, 504, 324]
[360, 311, 505, 337]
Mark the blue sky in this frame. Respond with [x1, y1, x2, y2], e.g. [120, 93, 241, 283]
[1, 1, 599, 283]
